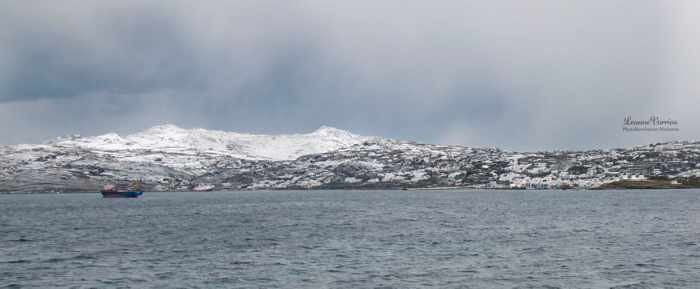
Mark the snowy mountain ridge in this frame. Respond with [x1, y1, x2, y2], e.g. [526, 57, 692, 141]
[2, 125, 700, 193]
[48, 124, 371, 161]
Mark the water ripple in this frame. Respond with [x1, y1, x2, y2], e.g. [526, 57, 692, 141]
[1, 189, 699, 288]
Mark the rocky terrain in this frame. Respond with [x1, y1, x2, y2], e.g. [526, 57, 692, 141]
[1, 125, 700, 192]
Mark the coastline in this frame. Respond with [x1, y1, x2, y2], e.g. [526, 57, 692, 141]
[3, 184, 700, 195]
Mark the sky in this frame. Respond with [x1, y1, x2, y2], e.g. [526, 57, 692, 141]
[0, 1, 698, 151]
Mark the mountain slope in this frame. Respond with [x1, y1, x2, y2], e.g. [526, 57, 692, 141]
[51, 124, 371, 161]
[1, 125, 699, 192]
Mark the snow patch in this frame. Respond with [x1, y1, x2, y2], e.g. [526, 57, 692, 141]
[50, 124, 372, 161]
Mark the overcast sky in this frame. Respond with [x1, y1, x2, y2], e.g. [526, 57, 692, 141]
[0, 1, 698, 151]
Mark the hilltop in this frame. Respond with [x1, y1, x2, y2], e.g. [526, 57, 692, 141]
[1, 125, 699, 192]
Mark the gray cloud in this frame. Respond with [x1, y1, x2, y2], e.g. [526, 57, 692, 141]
[0, 0, 697, 150]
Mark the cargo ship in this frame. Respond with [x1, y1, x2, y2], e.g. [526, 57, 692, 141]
[100, 181, 144, 198]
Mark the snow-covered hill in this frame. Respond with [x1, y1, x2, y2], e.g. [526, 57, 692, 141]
[51, 124, 371, 161]
[1, 125, 699, 192]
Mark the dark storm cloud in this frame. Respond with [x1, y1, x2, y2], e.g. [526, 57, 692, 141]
[0, 0, 697, 150]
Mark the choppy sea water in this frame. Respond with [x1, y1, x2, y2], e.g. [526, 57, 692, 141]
[1, 189, 699, 289]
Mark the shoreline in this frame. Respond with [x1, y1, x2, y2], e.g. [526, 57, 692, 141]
[3, 185, 700, 195]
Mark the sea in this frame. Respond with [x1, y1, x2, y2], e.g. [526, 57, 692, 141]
[1, 189, 699, 289]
